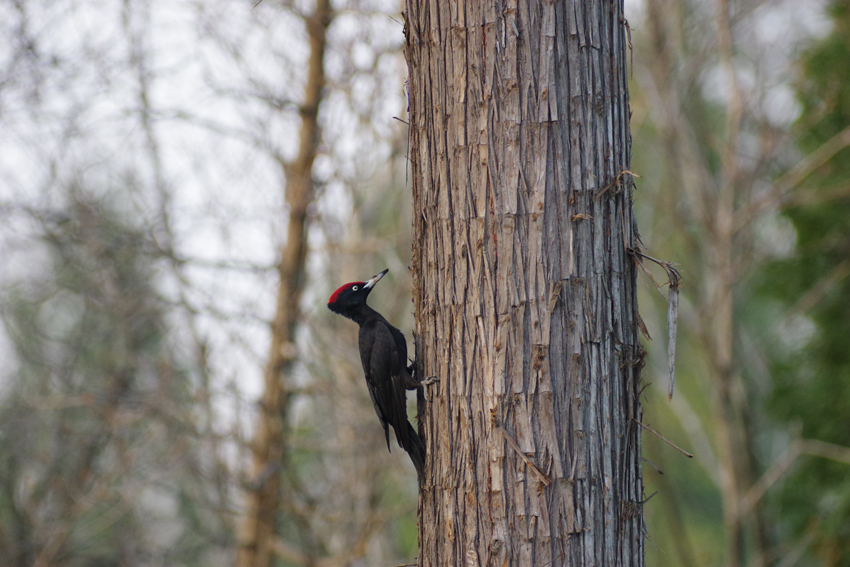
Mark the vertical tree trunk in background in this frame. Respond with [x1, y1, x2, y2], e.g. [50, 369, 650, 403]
[235, 3, 332, 567]
[404, 2, 645, 565]
[710, 1, 763, 564]
[641, 2, 767, 565]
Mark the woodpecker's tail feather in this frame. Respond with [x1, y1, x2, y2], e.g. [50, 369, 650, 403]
[401, 422, 426, 479]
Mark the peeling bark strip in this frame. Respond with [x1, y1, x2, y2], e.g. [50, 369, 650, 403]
[404, 2, 645, 566]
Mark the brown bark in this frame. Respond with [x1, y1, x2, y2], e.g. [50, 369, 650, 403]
[404, 1, 645, 566]
[235, 3, 332, 567]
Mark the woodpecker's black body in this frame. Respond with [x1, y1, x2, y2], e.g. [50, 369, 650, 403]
[327, 269, 425, 477]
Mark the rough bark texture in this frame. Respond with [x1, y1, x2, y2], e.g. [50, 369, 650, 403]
[235, 3, 332, 567]
[403, 1, 645, 566]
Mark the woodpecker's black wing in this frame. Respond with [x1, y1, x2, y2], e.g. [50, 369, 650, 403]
[358, 319, 425, 476]
[358, 321, 391, 450]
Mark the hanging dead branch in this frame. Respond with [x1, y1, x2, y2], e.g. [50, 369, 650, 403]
[632, 249, 682, 399]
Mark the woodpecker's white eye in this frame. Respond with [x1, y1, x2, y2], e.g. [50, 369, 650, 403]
[352, 285, 359, 291]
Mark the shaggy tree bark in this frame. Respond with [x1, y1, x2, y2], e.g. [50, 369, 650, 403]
[404, 1, 645, 565]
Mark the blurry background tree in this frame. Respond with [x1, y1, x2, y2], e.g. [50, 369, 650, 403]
[758, 1, 850, 563]
[0, 190, 231, 567]
[0, 0, 419, 566]
[1, 0, 849, 566]
[631, 0, 850, 566]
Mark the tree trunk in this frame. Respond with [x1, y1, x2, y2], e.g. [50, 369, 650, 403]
[235, 3, 332, 567]
[403, 2, 645, 565]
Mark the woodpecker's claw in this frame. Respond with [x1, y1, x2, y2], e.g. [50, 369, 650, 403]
[403, 373, 438, 390]
[420, 376, 438, 386]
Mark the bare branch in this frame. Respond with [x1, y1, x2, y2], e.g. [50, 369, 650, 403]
[632, 249, 682, 398]
[634, 419, 694, 459]
[735, 125, 850, 230]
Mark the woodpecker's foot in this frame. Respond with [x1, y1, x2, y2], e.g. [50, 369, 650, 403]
[420, 376, 438, 387]
[403, 374, 438, 390]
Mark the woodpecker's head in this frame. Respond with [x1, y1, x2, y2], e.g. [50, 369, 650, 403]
[327, 268, 388, 318]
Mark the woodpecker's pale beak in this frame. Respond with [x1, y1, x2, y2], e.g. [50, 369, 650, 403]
[364, 269, 388, 289]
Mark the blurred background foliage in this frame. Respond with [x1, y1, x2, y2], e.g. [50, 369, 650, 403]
[0, 0, 847, 566]
[632, 1, 850, 566]
[760, 1, 850, 561]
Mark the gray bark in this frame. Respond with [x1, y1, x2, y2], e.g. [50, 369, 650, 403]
[404, 1, 645, 565]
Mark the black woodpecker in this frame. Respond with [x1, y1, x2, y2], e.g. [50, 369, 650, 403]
[327, 269, 426, 478]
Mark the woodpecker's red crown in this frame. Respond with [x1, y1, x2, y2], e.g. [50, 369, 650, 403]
[328, 282, 365, 305]
[327, 269, 388, 310]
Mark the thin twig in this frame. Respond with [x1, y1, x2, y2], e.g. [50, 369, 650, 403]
[800, 438, 850, 464]
[495, 424, 552, 485]
[735, 125, 850, 231]
[596, 169, 640, 199]
[633, 419, 694, 458]
[742, 437, 850, 516]
[783, 259, 850, 323]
